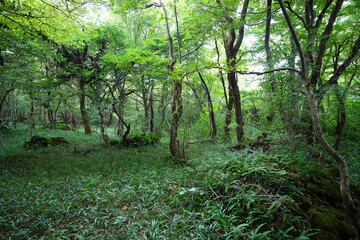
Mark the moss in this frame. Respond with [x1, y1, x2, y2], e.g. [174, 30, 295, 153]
[55, 123, 74, 131]
[308, 207, 355, 240]
[306, 183, 321, 195]
[312, 231, 338, 240]
[294, 195, 312, 209]
[48, 137, 69, 145]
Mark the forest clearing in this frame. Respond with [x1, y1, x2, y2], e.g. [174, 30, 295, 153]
[1, 0, 360, 239]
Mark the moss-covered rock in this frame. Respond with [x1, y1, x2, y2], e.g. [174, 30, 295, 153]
[123, 132, 161, 147]
[24, 135, 49, 148]
[24, 136, 69, 148]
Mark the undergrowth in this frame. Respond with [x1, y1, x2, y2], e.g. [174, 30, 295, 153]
[0, 125, 358, 239]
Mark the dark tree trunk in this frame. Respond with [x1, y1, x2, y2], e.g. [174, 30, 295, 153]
[142, 87, 150, 131]
[198, 71, 217, 140]
[334, 82, 350, 150]
[107, 112, 113, 127]
[215, 39, 231, 141]
[227, 71, 244, 142]
[334, 108, 345, 150]
[0, 88, 14, 115]
[47, 108, 56, 129]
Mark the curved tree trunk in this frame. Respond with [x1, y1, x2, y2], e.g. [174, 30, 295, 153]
[306, 84, 360, 238]
[277, 0, 360, 236]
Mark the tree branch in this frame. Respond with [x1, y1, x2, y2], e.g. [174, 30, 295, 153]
[284, 1, 309, 31]
[278, 0, 307, 79]
[144, 3, 161, 8]
[311, 0, 344, 84]
[234, 67, 301, 75]
[327, 34, 360, 85]
[315, 0, 334, 28]
[234, 0, 250, 53]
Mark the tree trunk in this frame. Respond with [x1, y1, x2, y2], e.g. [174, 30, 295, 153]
[97, 106, 109, 145]
[47, 107, 56, 129]
[160, 0, 185, 158]
[198, 71, 217, 140]
[77, 80, 92, 135]
[142, 87, 150, 132]
[278, 0, 360, 236]
[218, 0, 249, 143]
[215, 39, 231, 141]
[112, 104, 130, 143]
[169, 80, 183, 157]
[334, 86, 346, 150]
[306, 84, 360, 238]
[0, 88, 14, 116]
[227, 70, 244, 142]
[149, 86, 155, 132]
[224, 85, 233, 142]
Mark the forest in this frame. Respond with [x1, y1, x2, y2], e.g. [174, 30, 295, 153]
[0, 0, 360, 239]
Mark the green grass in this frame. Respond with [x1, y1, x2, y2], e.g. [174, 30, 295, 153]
[0, 124, 357, 239]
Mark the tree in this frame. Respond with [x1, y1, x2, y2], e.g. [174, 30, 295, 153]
[216, 0, 249, 143]
[277, 0, 360, 236]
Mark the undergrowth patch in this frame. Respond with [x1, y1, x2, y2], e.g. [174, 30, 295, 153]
[0, 126, 358, 239]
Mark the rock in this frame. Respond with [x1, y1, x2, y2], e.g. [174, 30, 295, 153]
[24, 135, 49, 148]
[24, 136, 69, 148]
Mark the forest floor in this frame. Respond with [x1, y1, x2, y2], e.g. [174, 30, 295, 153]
[0, 125, 359, 239]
